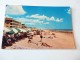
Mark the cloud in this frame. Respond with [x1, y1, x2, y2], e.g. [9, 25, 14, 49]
[14, 15, 63, 26]
[48, 16, 55, 20]
[6, 5, 26, 15]
[25, 23, 35, 25]
[26, 14, 63, 22]
[33, 20, 43, 24]
[55, 18, 63, 22]
[14, 17, 26, 23]
[44, 22, 49, 24]
[30, 14, 47, 20]
[26, 14, 55, 21]
[14, 17, 44, 25]
[26, 20, 43, 24]
[67, 8, 71, 14]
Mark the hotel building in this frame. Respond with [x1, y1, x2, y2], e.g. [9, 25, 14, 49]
[4, 18, 26, 28]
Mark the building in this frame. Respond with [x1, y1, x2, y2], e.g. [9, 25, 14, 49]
[4, 18, 23, 28]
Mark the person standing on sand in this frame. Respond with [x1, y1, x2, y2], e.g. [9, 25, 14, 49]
[27, 32, 33, 43]
[39, 33, 43, 42]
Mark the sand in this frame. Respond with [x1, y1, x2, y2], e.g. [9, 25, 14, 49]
[5, 31, 75, 49]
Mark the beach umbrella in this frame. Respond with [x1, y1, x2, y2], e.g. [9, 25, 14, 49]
[17, 28, 22, 32]
[6, 30, 15, 34]
[27, 28, 31, 31]
[18, 28, 27, 32]
[4, 27, 11, 32]
[15, 28, 21, 32]
[4, 27, 15, 34]
[24, 28, 29, 32]
[11, 28, 18, 34]
[15, 28, 28, 32]
[5, 28, 18, 34]
[25, 28, 32, 32]
[7, 28, 18, 34]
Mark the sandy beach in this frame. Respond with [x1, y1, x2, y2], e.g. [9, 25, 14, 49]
[5, 31, 75, 49]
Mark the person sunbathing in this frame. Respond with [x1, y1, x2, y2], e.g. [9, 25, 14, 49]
[41, 42, 52, 47]
[52, 33, 56, 38]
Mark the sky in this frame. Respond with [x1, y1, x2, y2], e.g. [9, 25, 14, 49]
[5, 5, 72, 30]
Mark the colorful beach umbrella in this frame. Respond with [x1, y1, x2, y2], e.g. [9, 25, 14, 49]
[18, 28, 26, 32]
[6, 28, 20, 34]
[6, 30, 15, 34]
[12, 28, 18, 33]
[15, 28, 21, 32]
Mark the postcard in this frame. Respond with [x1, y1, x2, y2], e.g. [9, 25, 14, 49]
[2, 5, 75, 49]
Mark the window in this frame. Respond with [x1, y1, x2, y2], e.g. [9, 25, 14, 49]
[5, 20, 12, 24]
[10, 26, 12, 28]
[10, 23, 12, 25]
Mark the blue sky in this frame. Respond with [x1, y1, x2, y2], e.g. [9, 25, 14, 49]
[5, 5, 72, 30]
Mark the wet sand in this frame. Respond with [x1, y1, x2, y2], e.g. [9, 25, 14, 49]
[6, 32, 75, 49]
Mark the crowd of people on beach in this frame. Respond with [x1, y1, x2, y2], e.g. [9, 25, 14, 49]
[26, 31, 56, 48]
[2, 27, 56, 49]
[2, 32, 28, 49]
[2, 27, 42, 49]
